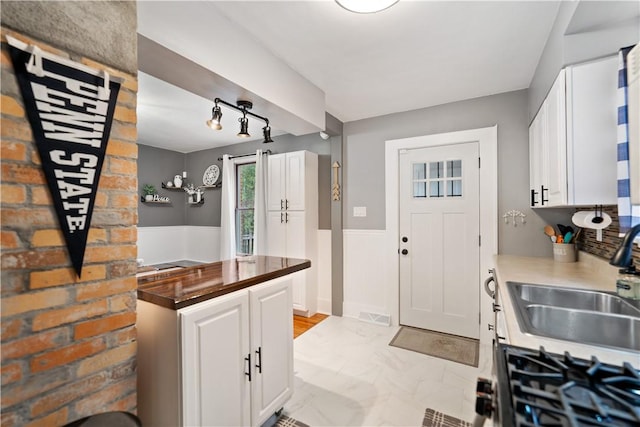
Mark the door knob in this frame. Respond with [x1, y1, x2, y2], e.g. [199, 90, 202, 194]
[401, 249, 408, 255]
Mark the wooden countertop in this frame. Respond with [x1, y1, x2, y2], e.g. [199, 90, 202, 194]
[137, 255, 311, 310]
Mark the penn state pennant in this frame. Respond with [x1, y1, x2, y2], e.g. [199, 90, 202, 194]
[7, 36, 121, 278]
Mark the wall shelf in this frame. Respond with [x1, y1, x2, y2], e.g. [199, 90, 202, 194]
[187, 198, 205, 206]
[161, 183, 185, 190]
[141, 196, 171, 204]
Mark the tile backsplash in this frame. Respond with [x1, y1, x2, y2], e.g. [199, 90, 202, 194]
[576, 205, 640, 267]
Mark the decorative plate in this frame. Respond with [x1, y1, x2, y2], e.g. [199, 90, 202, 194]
[203, 164, 220, 186]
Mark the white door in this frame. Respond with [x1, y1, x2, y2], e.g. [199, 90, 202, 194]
[285, 211, 307, 311]
[399, 142, 480, 339]
[249, 278, 294, 426]
[266, 211, 287, 257]
[545, 69, 568, 206]
[180, 291, 251, 427]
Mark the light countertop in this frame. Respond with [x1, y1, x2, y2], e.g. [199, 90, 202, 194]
[493, 252, 640, 368]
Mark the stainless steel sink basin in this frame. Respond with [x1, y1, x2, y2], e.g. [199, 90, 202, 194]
[513, 283, 640, 317]
[525, 304, 640, 350]
[507, 282, 640, 352]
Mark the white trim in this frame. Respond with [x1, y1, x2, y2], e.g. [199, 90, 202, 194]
[384, 126, 498, 328]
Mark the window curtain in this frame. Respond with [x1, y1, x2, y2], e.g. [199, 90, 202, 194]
[220, 154, 236, 260]
[617, 46, 640, 234]
[253, 150, 268, 255]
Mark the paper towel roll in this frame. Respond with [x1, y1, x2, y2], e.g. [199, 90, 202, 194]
[572, 211, 612, 229]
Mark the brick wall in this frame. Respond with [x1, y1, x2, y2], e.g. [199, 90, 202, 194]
[576, 205, 640, 267]
[1, 27, 138, 426]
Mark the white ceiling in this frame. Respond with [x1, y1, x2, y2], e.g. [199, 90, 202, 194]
[137, 0, 563, 153]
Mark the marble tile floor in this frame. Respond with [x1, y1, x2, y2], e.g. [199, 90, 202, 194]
[284, 316, 493, 426]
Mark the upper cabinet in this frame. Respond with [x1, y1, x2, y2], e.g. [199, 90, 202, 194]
[267, 151, 309, 211]
[529, 56, 618, 207]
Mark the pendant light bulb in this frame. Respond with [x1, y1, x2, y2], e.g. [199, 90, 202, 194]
[238, 115, 250, 138]
[206, 105, 222, 130]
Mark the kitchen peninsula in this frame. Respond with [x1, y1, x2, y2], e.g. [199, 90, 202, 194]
[136, 256, 310, 427]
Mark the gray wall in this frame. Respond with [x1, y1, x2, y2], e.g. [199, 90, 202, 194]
[342, 89, 571, 257]
[185, 133, 332, 229]
[528, 1, 639, 121]
[137, 133, 332, 229]
[138, 144, 187, 226]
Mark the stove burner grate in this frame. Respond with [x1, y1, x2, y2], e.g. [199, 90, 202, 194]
[500, 345, 640, 427]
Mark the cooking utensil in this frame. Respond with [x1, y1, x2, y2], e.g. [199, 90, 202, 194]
[592, 205, 604, 224]
[544, 225, 555, 238]
[564, 232, 573, 243]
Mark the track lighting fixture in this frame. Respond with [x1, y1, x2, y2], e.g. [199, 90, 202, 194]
[206, 97, 273, 143]
[206, 105, 222, 130]
[237, 113, 250, 138]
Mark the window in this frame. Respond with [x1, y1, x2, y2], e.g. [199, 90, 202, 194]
[412, 159, 463, 198]
[236, 162, 255, 255]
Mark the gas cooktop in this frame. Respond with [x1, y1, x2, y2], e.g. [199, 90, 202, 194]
[497, 345, 640, 426]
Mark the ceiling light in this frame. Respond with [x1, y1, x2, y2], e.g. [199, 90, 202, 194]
[237, 114, 250, 138]
[263, 125, 274, 144]
[335, 0, 398, 14]
[206, 105, 222, 130]
[206, 98, 273, 143]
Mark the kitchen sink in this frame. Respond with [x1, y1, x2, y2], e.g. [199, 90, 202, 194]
[507, 282, 640, 352]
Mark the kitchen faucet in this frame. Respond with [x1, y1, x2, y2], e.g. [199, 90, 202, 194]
[610, 223, 640, 274]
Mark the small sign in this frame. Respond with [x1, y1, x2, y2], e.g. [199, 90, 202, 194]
[8, 37, 121, 277]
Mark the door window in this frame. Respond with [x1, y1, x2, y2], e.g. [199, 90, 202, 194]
[412, 160, 463, 198]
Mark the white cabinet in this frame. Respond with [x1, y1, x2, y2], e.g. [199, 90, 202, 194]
[529, 56, 618, 207]
[137, 277, 293, 427]
[267, 151, 318, 316]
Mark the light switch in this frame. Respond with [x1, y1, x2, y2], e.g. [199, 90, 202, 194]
[353, 206, 367, 217]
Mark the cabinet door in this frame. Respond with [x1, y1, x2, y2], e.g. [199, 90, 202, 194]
[180, 291, 251, 427]
[285, 211, 307, 311]
[545, 69, 568, 206]
[529, 106, 545, 207]
[249, 278, 294, 427]
[285, 151, 306, 211]
[267, 154, 287, 211]
[566, 56, 618, 205]
[266, 211, 288, 257]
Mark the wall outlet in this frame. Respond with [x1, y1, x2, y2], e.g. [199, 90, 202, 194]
[353, 206, 367, 217]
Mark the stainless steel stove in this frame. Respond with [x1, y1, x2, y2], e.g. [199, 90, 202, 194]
[476, 344, 640, 426]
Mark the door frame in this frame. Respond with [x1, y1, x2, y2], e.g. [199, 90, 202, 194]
[385, 126, 498, 328]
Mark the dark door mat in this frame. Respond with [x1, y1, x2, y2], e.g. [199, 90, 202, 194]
[390, 326, 479, 367]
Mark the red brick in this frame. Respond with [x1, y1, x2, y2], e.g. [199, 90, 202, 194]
[1, 328, 67, 360]
[109, 294, 136, 314]
[114, 105, 136, 124]
[1, 362, 23, 385]
[116, 89, 136, 107]
[30, 265, 106, 289]
[99, 174, 136, 191]
[105, 139, 137, 158]
[1, 140, 27, 161]
[109, 325, 136, 347]
[109, 193, 137, 208]
[1, 163, 45, 184]
[1, 230, 21, 249]
[1, 367, 71, 410]
[73, 377, 136, 418]
[76, 277, 136, 301]
[31, 229, 107, 248]
[110, 227, 136, 244]
[1, 248, 68, 270]
[32, 299, 108, 331]
[91, 210, 137, 228]
[109, 123, 137, 143]
[2, 207, 56, 228]
[0, 94, 25, 117]
[76, 342, 136, 377]
[0, 184, 27, 204]
[108, 261, 137, 278]
[30, 337, 106, 373]
[83, 245, 136, 264]
[24, 407, 68, 427]
[0, 117, 32, 142]
[1, 411, 20, 427]
[1, 287, 70, 317]
[74, 312, 136, 340]
[29, 372, 107, 417]
[30, 186, 52, 205]
[1, 318, 23, 341]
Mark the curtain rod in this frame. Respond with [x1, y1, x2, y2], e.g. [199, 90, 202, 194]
[217, 149, 272, 161]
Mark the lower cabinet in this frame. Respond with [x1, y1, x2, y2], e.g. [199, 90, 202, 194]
[137, 277, 294, 427]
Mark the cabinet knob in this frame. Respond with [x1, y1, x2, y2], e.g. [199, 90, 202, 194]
[401, 249, 409, 255]
[402, 236, 408, 243]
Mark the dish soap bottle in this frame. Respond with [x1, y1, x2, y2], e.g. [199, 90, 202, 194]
[616, 268, 640, 300]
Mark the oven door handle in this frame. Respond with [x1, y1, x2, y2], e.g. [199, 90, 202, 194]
[484, 271, 495, 299]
